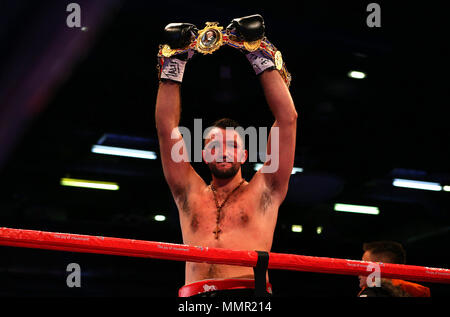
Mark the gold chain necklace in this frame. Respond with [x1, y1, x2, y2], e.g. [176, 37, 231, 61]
[210, 179, 245, 239]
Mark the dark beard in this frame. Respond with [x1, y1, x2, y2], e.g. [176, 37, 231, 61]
[209, 163, 240, 179]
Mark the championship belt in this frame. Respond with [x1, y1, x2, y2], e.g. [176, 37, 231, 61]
[157, 19, 292, 87]
[157, 22, 223, 58]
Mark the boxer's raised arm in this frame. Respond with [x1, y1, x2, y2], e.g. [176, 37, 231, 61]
[155, 23, 204, 199]
[259, 69, 297, 202]
[226, 14, 297, 202]
[155, 81, 204, 199]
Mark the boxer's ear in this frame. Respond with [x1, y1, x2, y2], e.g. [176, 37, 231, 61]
[202, 149, 208, 165]
[239, 149, 248, 164]
[202, 144, 215, 164]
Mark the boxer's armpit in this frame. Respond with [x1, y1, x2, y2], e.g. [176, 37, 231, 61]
[173, 184, 190, 214]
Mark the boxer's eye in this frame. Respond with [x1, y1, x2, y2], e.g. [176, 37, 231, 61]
[206, 141, 221, 152]
[207, 141, 218, 148]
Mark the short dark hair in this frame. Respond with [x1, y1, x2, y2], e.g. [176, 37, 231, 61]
[211, 118, 241, 130]
[363, 241, 406, 264]
[206, 118, 245, 147]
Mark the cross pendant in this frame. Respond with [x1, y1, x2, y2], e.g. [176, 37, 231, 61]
[213, 225, 221, 239]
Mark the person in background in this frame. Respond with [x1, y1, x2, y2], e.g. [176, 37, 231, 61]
[358, 240, 431, 297]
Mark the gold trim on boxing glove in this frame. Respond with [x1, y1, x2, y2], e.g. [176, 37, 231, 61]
[196, 22, 224, 54]
[243, 39, 262, 52]
[161, 44, 176, 58]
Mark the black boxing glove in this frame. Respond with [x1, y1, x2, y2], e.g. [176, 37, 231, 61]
[226, 14, 265, 42]
[157, 23, 198, 83]
[163, 23, 198, 49]
[226, 14, 275, 75]
[226, 14, 291, 86]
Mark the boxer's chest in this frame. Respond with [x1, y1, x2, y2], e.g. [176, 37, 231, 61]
[186, 189, 255, 238]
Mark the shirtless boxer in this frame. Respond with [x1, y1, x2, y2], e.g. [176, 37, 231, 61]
[155, 15, 297, 296]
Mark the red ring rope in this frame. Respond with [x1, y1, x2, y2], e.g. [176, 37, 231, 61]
[0, 227, 449, 284]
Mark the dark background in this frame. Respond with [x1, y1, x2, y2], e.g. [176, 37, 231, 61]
[0, 0, 449, 297]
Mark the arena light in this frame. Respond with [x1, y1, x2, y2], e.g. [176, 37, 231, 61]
[291, 225, 303, 233]
[348, 70, 366, 79]
[292, 167, 304, 174]
[60, 178, 119, 191]
[253, 163, 263, 171]
[316, 226, 323, 235]
[443, 186, 450, 192]
[154, 215, 166, 222]
[334, 203, 380, 215]
[91, 145, 157, 160]
[392, 178, 442, 191]
[253, 163, 303, 174]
